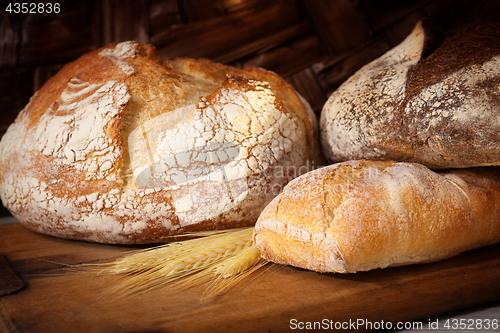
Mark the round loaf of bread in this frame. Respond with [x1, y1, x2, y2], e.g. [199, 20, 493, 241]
[320, 21, 500, 169]
[0, 41, 322, 244]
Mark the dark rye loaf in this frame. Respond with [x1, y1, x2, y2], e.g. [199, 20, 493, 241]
[320, 20, 500, 169]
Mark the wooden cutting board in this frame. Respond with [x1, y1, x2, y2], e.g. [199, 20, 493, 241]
[2, 222, 500, 333]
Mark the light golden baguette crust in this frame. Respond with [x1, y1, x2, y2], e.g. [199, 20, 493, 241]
[0, 41, 322, 244]
[320, 21, 500, 169]
[253, 160, 500, 273]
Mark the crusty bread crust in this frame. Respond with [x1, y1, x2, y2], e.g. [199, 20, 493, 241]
[253, 160, 500, 273]
[0, 41, 321, 244]
[320, 21, 500, 169]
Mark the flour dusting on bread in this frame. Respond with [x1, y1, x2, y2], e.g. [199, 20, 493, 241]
[320, 21, 500, 168]
[99, 41, 138, 76]
[0, 42, 320, 244]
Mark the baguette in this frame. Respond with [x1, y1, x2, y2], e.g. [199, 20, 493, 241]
[253, 160, 500, 273]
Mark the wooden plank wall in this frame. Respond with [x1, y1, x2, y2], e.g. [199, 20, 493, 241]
[0, 0, 499, 217]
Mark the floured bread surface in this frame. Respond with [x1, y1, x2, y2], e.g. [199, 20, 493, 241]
[320, 21, 500, 169]
[0, 41, 321, 244]
[253, 160, 500, 273]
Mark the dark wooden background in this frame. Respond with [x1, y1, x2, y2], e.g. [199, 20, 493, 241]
[1, 0, 499, 217]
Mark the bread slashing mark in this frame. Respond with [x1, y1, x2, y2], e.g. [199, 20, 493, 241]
[34, 80, 129, 177]
[99, 41, 139, 76]
[129, 78, 305, 227]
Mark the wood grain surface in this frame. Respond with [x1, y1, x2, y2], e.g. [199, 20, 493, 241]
[2, 223, 500, 333]
[1, 2, 500, 331]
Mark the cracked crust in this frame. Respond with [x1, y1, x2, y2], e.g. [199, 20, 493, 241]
[320, 21, 500, 169]
[0, 41, 321, 244]
[253, 161, 500, 273]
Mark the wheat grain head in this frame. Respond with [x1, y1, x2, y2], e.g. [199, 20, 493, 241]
[96, 227, 268, 300]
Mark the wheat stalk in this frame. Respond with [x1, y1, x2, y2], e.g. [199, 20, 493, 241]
[96, 227, 268, 300]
